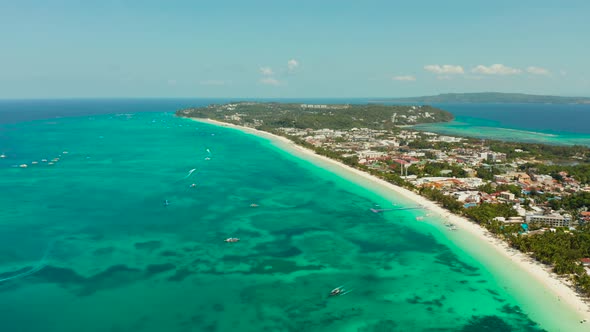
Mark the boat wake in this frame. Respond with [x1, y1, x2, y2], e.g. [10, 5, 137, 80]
[0, 241, 53, 283]
[183, 168, 197, 179]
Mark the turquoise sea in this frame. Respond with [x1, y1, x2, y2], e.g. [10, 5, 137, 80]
[410, 103, 590, 146]
[0, 100, 582, 331]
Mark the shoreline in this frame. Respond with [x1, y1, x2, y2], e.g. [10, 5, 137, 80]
[188, 117, 590, 326]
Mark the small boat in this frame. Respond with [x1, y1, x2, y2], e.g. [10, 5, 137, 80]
[48, 162, 54, 165]
[190, 183, 197, 188]
[224, 237, 240, 243]
[164, 200, 170, 206]
[19, 164, 28, 168]
[329, 285, 353, 297]
[204, 157, 211, 161]
[250, 203, 259, 207]
[415, 216, 424, 221]
[41, 159, 48, 162]
[0, 154, 5, 159]
[31, 161, 38, 165]
[62, 151, 68, 154]
[330, 287, 343, 296]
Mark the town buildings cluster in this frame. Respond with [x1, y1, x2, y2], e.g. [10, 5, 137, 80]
[277, 126, 590, 231]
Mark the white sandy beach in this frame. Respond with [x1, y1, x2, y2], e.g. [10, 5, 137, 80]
[192, 117, 590, 328]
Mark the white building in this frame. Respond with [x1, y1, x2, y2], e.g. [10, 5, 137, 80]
[525, 214, 571, 227]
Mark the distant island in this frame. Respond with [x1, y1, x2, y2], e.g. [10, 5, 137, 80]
[177, 102, 454, 130]
[376, 92, 590, 104]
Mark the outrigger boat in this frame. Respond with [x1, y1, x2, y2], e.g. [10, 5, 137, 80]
[224, 237, 240, 243]
[329, 285, 353, 297]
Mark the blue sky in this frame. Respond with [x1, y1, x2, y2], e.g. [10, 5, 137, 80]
[1, 0, 589, 98]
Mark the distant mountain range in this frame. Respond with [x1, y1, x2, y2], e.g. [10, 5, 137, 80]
[378, 92, 590, 104]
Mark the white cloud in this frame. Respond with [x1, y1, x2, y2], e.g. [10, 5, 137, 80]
[392, 75, 416, 81]
[260, 67, 274, 76]
[200, 80, 228, 86]
[424, 64, 464, 75]
[472, 64, 521, 75]
[287, 59, 299, 72]
[260, 77, 280, 86]
[526, 66, 550, 75]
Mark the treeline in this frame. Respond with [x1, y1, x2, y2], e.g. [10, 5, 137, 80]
[520, 163, 590, 185]
[417, 185, 590, 297]
[549, 191, 590, 211]
[418, 187, 464, 213]
[487, 141, 590, 162]
[478, 183, 522, 197]
[463, 203, 518, 225]
[177, 102, 454, 130]
[509, 227, 590, 295]
[408, 162, 467, 178]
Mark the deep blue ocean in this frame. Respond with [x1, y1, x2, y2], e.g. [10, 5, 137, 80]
[3, 99, 590, 146]
[412, 103, 590, 146]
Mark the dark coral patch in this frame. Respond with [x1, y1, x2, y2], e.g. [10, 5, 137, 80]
[134, 240, 162, 251]
[168, 268, 193, 282]
[144, 263, 175, 277]
[461, 315, 512, 332]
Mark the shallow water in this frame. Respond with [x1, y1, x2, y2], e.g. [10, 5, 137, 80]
[412, 103, 590, 146]
[0, 112, 552, 331]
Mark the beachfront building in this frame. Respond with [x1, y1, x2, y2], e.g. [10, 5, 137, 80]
[493, 216, 524, 224]
[525, 213, 572, 227]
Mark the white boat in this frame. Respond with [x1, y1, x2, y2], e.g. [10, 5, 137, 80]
[31, 161, 38, 165]
[415, 216, 424, 221]
[19, 164, 28, 168]
[0, 154, 5, 159]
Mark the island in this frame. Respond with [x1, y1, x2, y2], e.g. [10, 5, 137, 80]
[375, 92, 590, 104]
[178, 102, 454, 130]
[176, 101, 590, 311]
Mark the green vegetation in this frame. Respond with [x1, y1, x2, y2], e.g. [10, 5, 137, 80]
[510, 226, 590, 294]
[418, 187, 463, 213]
[408, 162, 466, 178]
[177, 102, 454, 130]
[520, 163, 590, 185]
[478, 183, 522, 197]
[463, 203, 518, 225]
[488, 141, 590, 162]
[381, 92, 590, 104]
[549, 192, 590, 210]
[404, 135, 590, 163]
